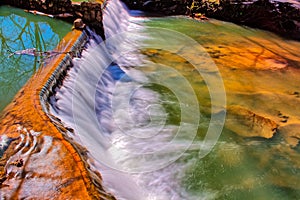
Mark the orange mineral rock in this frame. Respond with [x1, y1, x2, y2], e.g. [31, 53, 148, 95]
[0, 30, 115, 199]
[226, 105, 278, 138]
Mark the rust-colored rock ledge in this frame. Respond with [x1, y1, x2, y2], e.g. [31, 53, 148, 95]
[0, 30, 115, 199]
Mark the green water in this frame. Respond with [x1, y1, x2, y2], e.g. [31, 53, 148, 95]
[72, 0, 89, 2]
[0, 6, 71, 112]
[143, 17, 300, 199]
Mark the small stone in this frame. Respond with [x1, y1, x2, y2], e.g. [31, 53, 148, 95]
[72, 18, 86, 30]
[280, 119, 288, 123]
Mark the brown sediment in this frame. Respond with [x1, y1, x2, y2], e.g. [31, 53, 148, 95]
[226, 105, 278, 138]
[142, 31, 300, 146]
[0, 30, 115, 199]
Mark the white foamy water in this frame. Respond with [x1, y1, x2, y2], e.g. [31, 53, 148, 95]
[273, 0, 300, 8]
[48, 0, 223, 199]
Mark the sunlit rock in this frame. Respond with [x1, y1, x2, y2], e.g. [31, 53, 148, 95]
[226, 105, 278, 138]
[0, 29, 115, 199]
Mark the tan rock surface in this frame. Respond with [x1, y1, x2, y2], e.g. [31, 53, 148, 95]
[226, 105, 278, 138]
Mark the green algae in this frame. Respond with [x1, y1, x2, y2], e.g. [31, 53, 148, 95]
[144, 16, 300, 199]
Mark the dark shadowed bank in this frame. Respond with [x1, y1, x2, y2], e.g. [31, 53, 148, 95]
[2, 0, 300, 40]
[121, 0, 300, 41]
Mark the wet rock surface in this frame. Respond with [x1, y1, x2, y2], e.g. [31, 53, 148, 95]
[0, 30, 115, 199]
[278, 123, 300, 147]
[226, 105, 278, 138]
[142, 18, 300, 146]
[122, 0, 300, 40]
[122, 0, 191, 15]
[206, 0, 300, 41]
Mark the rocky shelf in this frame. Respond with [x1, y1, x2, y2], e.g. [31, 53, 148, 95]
[122, 0, 300, 41]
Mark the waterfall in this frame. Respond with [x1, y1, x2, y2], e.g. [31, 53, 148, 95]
[49, 0, 209, 199]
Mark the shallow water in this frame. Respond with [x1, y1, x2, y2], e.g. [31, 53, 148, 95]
[143, 16, 300, 199]
[0, 6, 71, 111]
[48, 0, 300, 199]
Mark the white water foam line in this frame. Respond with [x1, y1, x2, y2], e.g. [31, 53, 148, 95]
[40, 31, 88, 114]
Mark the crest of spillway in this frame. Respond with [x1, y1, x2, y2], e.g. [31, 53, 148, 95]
[49, 0, 202, 199]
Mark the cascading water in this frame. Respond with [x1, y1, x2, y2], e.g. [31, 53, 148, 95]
[49, 0, 214, 199]
[49, 0, 300, 199]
